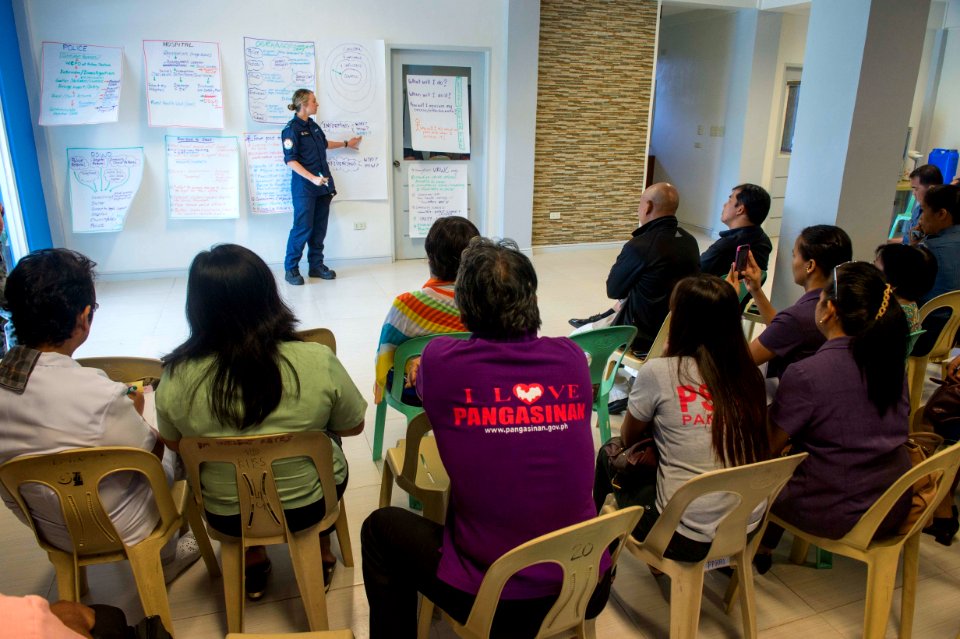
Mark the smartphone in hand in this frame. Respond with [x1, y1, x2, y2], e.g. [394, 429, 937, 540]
[734, 244, 750, 274]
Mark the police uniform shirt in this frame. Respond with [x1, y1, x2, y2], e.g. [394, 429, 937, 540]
[281, 116, 336, 197]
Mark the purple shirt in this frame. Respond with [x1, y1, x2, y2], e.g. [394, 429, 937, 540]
[417, 333, 606, 598]
[770, 337, 910, 539]
[758, 288, 826, 379]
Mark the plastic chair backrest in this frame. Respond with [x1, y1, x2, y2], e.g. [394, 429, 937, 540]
[918, 290, 960, 362]
[569, 325, 637, 393]
[737, 271, 767, 312]
[640, 454, 807, 561]
[226, 631, 355, 638]
[295, 328, 337, 354]
[389, 332, 471, 406]
[838, 441, 960, 550]
[645, 313, 671, 359]
[178, 432, 339, 542]
[76, 357, 163, 384]
[400, 413, 437, 485]
[459, 506, 644, 639]
[0, 447, 179, 556]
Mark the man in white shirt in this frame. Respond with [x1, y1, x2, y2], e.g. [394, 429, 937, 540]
[0, 249, 196, 580]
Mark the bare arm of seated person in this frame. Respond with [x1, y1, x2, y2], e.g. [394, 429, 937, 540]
[621, 410, 654, 447]
[49, 601, 96, 639]
[749, 338, 776, 367]
[768, 420, 791, 457]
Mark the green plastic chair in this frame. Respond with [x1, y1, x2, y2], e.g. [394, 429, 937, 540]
[569, 325, 637, 444]
[906, 328, 925, 361]
[888, 194, 916, 240]
[371, 332, 471, 461]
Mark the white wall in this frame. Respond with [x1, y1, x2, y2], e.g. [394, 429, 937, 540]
[927, 21, 960, 157]
[13, 0, 530, 275]
[650, 9, 737, 232]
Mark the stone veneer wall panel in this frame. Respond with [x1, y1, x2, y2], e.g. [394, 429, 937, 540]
[533, 0, 659, 246]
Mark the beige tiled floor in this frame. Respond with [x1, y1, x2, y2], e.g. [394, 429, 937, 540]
[4, 234, 960, 638]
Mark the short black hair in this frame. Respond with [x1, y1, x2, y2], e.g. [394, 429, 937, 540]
[797, 225, 852, 274]
[424, 216, 480, 281]
[924, 184, 960, 225]
[874, 243, 935, 303]
[455, 237, 541, 337]
[733, 183, 771, 225]
[909, 164, 944, 186]
[4, 248, 97, 348]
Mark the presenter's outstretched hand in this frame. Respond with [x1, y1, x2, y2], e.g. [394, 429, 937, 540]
[346, 135, 362, 149]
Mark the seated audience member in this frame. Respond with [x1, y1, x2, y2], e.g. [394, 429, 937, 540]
[873, 243, 936, 333]
[699, 184, 774, 276]
[362, 238, 609, 639]
[568, 183, 700, 355]
[0, 249, 197, 581]
[754, 262, 911, 573]
[913, 184, 960, 354]
[902, 164, 943, 245]
[156, 244, 366, 599]
[593, 274, 769, 561]
[732, 225, 852, 379]
[374, 216, 479, 403]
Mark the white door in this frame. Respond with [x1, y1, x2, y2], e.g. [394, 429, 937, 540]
[390, 49, 487, 260]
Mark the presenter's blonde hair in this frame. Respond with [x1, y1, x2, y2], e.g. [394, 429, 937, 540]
[288, 89, 313, 112]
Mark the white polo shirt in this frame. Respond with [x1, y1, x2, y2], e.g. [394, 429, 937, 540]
[0, 352, 161, 550]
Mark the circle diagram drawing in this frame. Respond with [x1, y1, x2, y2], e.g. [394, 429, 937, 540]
[324, 43, 377, 113]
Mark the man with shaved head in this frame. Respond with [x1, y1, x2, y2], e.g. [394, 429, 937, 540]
[570, 183, 700, 353]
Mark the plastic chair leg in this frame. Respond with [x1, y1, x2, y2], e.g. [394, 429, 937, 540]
[669, 565, 705, 639]
[185, 495, 221, 577]
[378, 460, 395, 508]
[48, 551, 80, 601]
[899, 533, 921, 639]
[814, 546, 833, 569]
[862, 548, 900, 639]
[582, 616, 597, 639]
[417, 596, 435, 639]
[126, 542, 174, 634]
[789, 537, 810, 564]
[596, 398, 611, 444]
[220, 541, 246, 633]
[372, 400, 387, 461]
[409, 495, 423, 510]
[334, 499, 354, 567]
[734, 551, 758, 639]
[289, 528, 330, 631]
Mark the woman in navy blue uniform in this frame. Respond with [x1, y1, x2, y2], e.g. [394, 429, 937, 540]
[281, 89, 361, 285]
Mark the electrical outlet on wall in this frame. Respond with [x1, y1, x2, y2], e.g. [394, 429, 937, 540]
[354, 222, 366, 231]
[549, 212, 561, 220]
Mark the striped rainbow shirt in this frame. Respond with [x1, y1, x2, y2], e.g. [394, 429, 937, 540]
[374, 278, 466, 394]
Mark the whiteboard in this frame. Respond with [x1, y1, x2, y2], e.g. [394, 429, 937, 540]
[408, 163, 468, 238]
[244, 37, 316, 124]
[243, 132, 292, 215]
[166, 135, 239, 219]
[40, 42, 123, 126]
[406, 74, 470, 154]
[143, 40, 224, 129]
[68, 147, 143, 233]
[317, 40, 387, 201]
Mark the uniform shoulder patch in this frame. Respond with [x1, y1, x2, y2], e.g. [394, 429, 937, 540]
[283, 138, 294, 150]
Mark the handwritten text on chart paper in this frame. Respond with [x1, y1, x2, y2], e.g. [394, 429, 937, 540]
[166, 136, 239, 219]
[244, 38, 316, 124]
[408, 163, 469, 239]
[68, 148, 144, 233]
[40, 42, 123, 126]
[243, 132, 293, 215]
[144, 40, 224, 128]
[406, 75, 470, 154]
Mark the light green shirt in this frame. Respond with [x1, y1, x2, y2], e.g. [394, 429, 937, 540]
[156, 341, 366, 516]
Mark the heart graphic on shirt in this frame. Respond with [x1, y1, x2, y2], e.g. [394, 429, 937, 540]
[513, 383, 544, 405]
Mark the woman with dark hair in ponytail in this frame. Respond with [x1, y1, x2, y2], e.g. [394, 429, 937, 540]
[594, 274, 770, 561]
[156, 244, 367, 599]
[753, 262, 911, 573]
